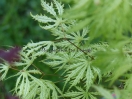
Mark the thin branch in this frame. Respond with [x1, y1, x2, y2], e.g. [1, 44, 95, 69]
[54, 79, 64, 83]
[9, 66, 20, 72]
[32, 64, 45, 78]
[59, 25, 95, 60]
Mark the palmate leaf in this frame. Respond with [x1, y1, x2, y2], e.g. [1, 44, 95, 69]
[14, 51, 35, 68]
[0, 62, 9, 80]
[65, 27, 89, 46]
[15, 71, 32, 97]
[43, 51, 83, 71]
[14, 41, 56, 70]
[14, 70, 41, 98]
[43, 41, 102, 90]
[24, 78, 62, 99]
[53, 27, 89, 51]
[63, 86, 98, 99]
[31, 0, 65, 29]
[64, 57, 101, 90]
[24, 81, 39, 99]
[23, 41, 56, 57]
[14, 69, 61, 99]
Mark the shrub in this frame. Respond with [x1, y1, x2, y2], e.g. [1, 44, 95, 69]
[0, 0, 132, 99]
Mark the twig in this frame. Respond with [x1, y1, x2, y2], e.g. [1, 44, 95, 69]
[32, 64, 45, 78]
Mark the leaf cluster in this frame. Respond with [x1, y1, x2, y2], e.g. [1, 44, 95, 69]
[1, 0, 132, 99]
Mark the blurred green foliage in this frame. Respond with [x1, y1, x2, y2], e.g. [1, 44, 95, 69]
[0, 0, 54, 46]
